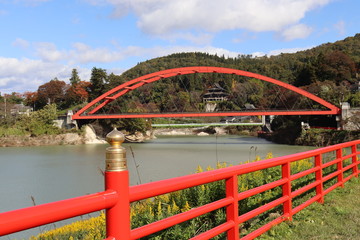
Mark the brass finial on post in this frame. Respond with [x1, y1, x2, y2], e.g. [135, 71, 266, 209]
[105, 128, 130, 239]
[106, 128, 127, 171]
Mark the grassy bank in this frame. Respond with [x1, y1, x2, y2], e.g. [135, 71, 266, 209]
[260, 177, 360, 239]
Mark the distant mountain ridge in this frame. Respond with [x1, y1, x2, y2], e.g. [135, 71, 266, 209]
[110, 33, 359, 89]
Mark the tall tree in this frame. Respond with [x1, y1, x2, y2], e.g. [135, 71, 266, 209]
[88, 67, 108, 101]
[69, 69, 81, 86]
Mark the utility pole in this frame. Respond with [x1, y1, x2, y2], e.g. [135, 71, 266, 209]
[4, 96, 6, 118]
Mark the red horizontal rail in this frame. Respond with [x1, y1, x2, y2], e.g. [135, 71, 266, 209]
[130, 141, 359, 202]
[292, 194, 322, 215]
[0, 139, 359, 240]
[238, 178, 287, 201]
[0, 190, 118, 236]
[291, 180, 320, 198]
[322, 158, 341, 168]
[323, 181, 344, 196]
[343, 162, 357, 172]
[290, 166, 319, 181]
[190, 221, 234, 240]
[74, 110, 339, 120]
[239, 196, 288, 224]
[131, 197, 233, 239]
[242, 215, 287, 240]
[323, 170, 341, 182]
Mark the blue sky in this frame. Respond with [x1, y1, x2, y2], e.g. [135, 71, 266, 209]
[0, 0, 359, 94]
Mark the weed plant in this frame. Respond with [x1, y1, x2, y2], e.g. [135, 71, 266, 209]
[31, 154, 333, 240]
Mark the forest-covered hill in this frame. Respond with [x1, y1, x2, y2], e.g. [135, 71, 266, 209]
[96, 33, 360, 116]
[109, 33, 360, 89]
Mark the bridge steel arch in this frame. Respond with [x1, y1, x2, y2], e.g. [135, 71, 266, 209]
[72, 66, 341, 120]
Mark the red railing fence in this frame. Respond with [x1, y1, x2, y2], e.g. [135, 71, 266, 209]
[0, 128, 359, 239]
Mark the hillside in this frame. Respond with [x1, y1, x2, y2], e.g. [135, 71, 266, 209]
[108, 33, 360, 88]
[92, 35, 359, 124]
[100, 35, 360, 113]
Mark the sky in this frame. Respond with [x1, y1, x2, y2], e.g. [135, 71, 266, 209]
[0, 0, 359, 94]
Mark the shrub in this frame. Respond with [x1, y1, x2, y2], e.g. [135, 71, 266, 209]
[31, 155, 313, 240]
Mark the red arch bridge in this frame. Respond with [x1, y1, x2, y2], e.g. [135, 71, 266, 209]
[72, 66, 341, 121]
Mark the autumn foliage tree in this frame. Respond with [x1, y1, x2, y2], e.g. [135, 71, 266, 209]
[30, 69, 92, 110]
[64, 81, 91, 107]
[36, 78, 67, 109]
[317, 50, 357, 84]
[3, 92, 23, 104]
[23, 91, 38, 108]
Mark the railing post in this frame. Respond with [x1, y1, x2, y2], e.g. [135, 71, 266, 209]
[282, 162, 292, 220]
[226, 175, 239, 239]
[336, 149, 344, 187]
[315, 154, 324, 204]
[351, 144, 359, 177]
[105, 128, 130, 240]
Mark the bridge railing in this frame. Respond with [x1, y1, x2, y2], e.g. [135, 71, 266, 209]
[0, 129, 359, 239]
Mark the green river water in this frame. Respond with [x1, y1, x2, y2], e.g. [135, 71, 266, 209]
[0, 135, 313, 239]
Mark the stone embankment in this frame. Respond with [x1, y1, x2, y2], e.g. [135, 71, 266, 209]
[0, 133, 84, 147]
[153, 127, 228, 136]
[122, 127, 228, 142]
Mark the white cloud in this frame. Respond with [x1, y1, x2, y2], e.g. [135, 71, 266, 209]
[252, 46, 314, 57]
[334, 20, 346, 36]
[0, 57, 89, 94]
[34, 42, 65, 62]
[32, 41, 231, 66]
[12, 38, 30, 49]
[147, 45, 241, 59]
[0, 35, 315, 94]
[70, 42, 125, 63]
[280, 24, 313, 41]
[95, 0, 331, 36]
[161, 32, 214, 45]
[32, 42, 125, 64]
[268, 46, 313, 55]
[0, 40, 244, 94]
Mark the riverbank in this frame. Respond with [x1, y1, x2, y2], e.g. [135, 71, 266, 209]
[0, 125, 105, 147]
[295, 128, 360, 146]
[0, 133, 84, 147]
[0, 125, 259, 147]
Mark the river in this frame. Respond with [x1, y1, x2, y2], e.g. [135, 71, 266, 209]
[0, 135, 313, 239]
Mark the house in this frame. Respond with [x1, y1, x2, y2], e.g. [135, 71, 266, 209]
[203, 84, 229, 103]
[10, 104, 33, 116]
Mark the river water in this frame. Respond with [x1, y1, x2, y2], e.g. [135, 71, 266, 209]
[0, 135, 313, 239]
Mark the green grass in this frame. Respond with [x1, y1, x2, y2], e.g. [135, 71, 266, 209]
[260, 176, 360, 240]
[30, 163, 360, 240]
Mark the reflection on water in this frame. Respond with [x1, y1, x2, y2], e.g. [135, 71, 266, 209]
[0, 135, 313, 239]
